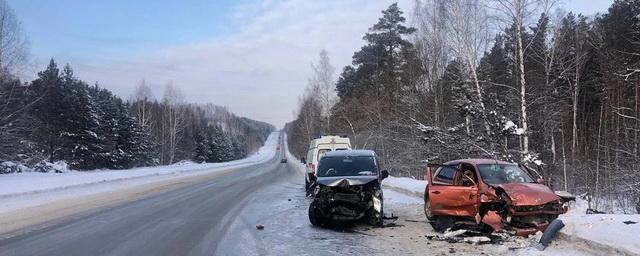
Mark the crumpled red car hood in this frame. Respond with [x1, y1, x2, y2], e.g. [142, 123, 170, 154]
[496, 183, 560, 206]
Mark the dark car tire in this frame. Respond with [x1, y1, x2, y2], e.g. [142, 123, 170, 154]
[424, 196, 435, 221]
[367, 203, 384, 227]
[309, 201, 324, 226]
[305, 178, 310, 193]
[430, 216, 454, 232]
[425, 196, 444, 231]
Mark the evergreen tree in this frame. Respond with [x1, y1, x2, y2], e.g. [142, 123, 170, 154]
[57, 65, 102, 169]
[30, 59, 68, 163]
[193, 129, 210, 163]
[114, 101, 156, 168]
[349, 3, 419, 101]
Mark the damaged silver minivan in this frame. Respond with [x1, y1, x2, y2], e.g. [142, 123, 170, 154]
[308, 150, 389, 227]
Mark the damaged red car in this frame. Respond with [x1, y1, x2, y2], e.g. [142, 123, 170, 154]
[424, 159, 572, 236]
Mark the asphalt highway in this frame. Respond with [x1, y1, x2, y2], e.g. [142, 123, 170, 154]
[0, 138, 294, 256]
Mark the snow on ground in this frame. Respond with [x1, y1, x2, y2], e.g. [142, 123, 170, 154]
[382, 176, 425, 198]
[559, 198, 640, 255]
[383, 188, 422, 205]
[283, 133, 305, 176]
[0, 132, 279, 197]
[559, 213, 640, 255]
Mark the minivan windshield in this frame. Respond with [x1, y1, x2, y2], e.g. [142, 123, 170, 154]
[317, 156, 377, 177]
[477, 164, 534, 184]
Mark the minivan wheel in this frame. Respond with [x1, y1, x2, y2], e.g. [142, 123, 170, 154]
[305, 179, 309, 193]
[367, 206, 383, 227]
[308, 201, 324, 226]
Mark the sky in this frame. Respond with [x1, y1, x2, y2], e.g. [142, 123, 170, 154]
[8, 0, 613, 128]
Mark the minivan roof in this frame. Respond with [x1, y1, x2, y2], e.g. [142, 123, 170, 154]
[443, 159, 515, 165]
[323, 149, 375, 157]
[309, 136, 351, 149]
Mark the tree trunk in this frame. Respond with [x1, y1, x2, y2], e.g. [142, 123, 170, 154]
[572, 69, 579, 161]
[561, 127, 568, 191]
[595, 103, 603, 208]
[516, 18, 529, 155]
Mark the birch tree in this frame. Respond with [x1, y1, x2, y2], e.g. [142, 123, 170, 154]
[162, 82, 185, 164]
[0, 0, 28, 77]
[309, 49, 336, 132]
[446, 0, 491, 133]
[490, 0, 549, 156]
[132, 80, 154, 131]
[0, 0, 30, 128]
[413, 0, 450, 125]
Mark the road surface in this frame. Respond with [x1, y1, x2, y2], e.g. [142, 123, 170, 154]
[0, 136, 596, 256]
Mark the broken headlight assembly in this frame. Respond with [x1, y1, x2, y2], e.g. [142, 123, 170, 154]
[372, 196, 382, 212]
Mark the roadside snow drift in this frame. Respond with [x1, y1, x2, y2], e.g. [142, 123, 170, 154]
[559, 199, 640, 255]
[0, 132, 279, 197]
[382, 176, 426, 198]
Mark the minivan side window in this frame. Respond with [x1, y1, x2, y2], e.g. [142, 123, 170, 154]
[306, 151, 313, 164]
[434, 166, 455, 185]
[317, 149, 331, 161]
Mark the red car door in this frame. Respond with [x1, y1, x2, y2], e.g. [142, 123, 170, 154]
[428, 164, 479, 217]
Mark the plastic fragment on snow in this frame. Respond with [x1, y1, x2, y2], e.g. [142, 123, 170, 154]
[442, 229, 467, 238]
[256, 224, 264, 230]
[462, 236, 491, 245]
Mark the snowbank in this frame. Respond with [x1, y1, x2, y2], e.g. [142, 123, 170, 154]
[283, 133, 305, 176]
[0, 132, 279, 197]
[558, 199, 640, 255]
[559, 213, 640, 255]
[382, 176, 426, 198]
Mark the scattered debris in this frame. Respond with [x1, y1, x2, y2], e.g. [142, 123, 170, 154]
[380, 222, 403, 228]
[623, 220, 637, 225]
[442, 229, 468, 238]
[255, 224, 265, 230]
[383, 213, 399, 220]
[430, 229, 494, 244]
[586, 208, 606, 214]
[287, 198, 292, 201]
[426, 227, 551, 250]
[462, 236, 491, 245]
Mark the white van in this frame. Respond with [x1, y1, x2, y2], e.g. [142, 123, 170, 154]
[303, 135, 351, 193]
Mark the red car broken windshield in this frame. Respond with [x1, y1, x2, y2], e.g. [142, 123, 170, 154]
[477, 164, 534, 184]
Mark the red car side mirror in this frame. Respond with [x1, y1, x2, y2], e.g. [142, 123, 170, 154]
[537, 178, 545, 185]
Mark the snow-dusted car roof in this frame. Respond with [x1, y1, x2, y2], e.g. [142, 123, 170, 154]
[323, 149, 376, 157]
[443, 158, 515, 165]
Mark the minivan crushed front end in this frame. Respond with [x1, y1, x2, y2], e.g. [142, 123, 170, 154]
[309, 176, 383, 226]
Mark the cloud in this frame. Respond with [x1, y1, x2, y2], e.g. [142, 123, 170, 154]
[69, 0, 413, 127]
